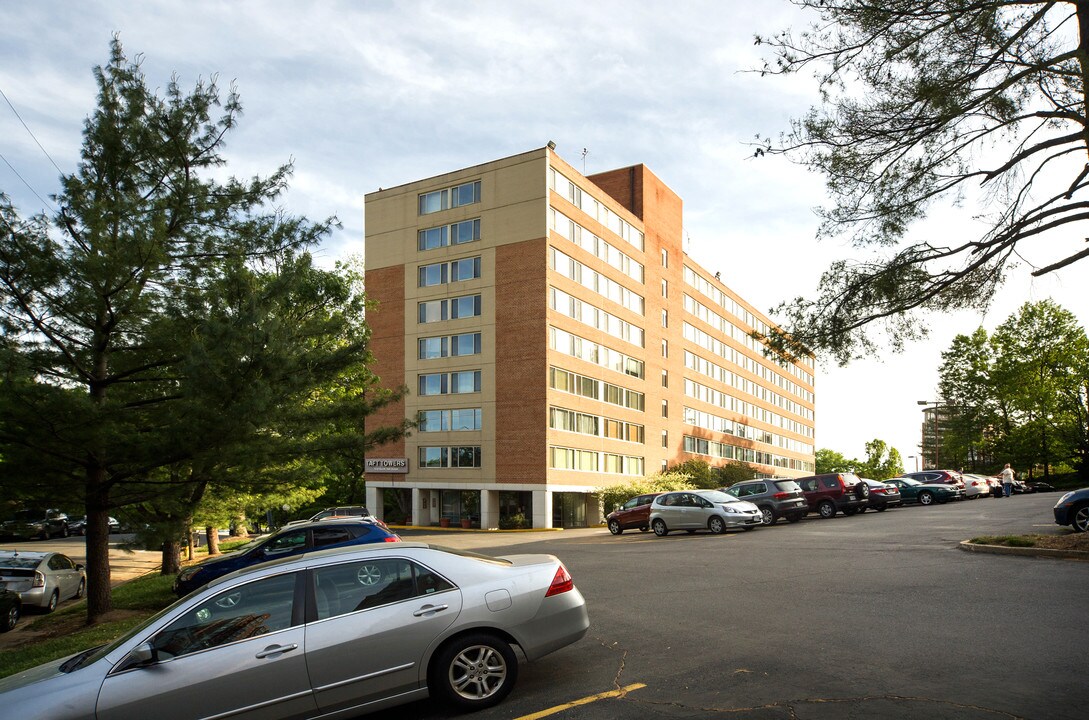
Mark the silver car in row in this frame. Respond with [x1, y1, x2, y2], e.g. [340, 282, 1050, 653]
[0, 550, 86, 612]
[650, 490, 763, 535]
[0, 542, 589, 719]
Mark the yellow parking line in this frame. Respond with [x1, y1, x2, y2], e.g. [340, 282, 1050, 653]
[514, 683, 647, 720]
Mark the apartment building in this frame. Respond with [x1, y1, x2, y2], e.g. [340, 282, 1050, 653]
[363, 146, 815, 529]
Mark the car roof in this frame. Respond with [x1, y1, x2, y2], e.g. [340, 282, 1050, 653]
[203, 541, 433, 592]
[278, 517, 390, 532]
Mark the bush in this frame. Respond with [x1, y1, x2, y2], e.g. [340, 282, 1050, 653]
[499, 512, 530, 530]
[597, 472, 695, 514]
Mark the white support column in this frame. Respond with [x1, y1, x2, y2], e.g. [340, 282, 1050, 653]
[365, 485, 380, 521]
[533, 490, 553, 529]
[411, 487, 422, 527]
[481, 489, 499, 530]
[429, 490, 440, 525]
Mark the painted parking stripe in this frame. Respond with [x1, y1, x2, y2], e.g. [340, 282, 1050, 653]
[514, 683, 647, 720]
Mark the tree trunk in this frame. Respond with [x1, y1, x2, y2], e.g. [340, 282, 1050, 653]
[233, 515, 248, 537]
[206, 526, 220, 556]
[161, 540, 182, 575]
[84, 472, 113, 624]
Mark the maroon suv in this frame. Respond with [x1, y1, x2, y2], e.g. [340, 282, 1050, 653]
[795, 472, 870, 519]
[606, 493, 663, 535]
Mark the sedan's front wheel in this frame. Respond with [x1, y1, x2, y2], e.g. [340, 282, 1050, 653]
[652, 519, 669, 536]
[1072, 504, 1089, 533]
[432, 633, 518, 711]
[607, 519, 623, 535]
[918, 491, 934, 506]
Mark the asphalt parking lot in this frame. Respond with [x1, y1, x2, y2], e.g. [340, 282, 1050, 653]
[382, 492, 1087, 720]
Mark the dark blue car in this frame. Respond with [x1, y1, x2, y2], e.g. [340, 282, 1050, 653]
[173, 519, 400, 596]
[1054, 488, 1089, 532]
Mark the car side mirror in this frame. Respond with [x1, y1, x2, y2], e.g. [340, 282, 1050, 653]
[76, 564, 85, 572]
[119, 641, 158, 671]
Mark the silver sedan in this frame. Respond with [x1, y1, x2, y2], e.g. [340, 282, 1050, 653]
[0, 550, 85, 612]
[0, 542, 589, 719]
[650, 490, 763, 535]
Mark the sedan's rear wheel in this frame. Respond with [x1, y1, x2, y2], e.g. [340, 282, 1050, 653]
[45, 590, 59, 613]
[75, 578, 85, 599]
[1, 603, 18, 632]
[818, 501, 836, 519]
[607, 519, 623, 535]
[1072, 504, 1089, 533]
[432, 633, 518, 711]
[708, 516, 726, 534]
[652, 519, 669, 536]
[918, 491, 934, 506]
[760, 507, 775, 525]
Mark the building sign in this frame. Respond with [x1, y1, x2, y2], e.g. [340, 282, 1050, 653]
[365, 458, 409, 474]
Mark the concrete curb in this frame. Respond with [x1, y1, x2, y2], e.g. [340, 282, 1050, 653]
[958, 539, 1089, 561]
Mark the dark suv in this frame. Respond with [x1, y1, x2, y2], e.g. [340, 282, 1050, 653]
[606, 493, 663, 534]
[795, 473, 870, 519]
[722, 479, 808, 525]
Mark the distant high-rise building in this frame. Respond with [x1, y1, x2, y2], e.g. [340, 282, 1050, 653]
[363, 146, 815, 528]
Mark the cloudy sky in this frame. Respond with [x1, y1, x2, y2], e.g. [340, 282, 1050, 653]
[2, 1, 1086, 467]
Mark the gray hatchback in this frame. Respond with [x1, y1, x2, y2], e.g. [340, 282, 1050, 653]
[723, 479, 809, 525]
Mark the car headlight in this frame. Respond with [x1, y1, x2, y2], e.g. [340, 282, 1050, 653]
[177, 567, 202, 582]
[722, 506, 739, 514]
[1056, 492, 1074, 507]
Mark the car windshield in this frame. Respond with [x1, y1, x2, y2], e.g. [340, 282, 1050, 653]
[698, 490, 736, 503]
[67, 598, 187, 671]
[0, 556, 42, 569]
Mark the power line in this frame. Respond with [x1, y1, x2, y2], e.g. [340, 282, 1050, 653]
[0, 84, 65, 175]
[0, 150, 55, 210]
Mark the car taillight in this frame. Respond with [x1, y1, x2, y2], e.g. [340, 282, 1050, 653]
[32, 571, 45, 588]
[545, 564, 574, 597]
[383, 536, 400, 542]
[772, 492, 791, 499]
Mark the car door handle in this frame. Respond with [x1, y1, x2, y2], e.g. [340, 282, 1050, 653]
[255, 643, 298, 659]
[413, 604, 449, 617]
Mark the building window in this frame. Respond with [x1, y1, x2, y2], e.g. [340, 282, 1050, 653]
[661, 399, 668, 418]
[418, 333, 481, 359]
[661, 459, 668, 472]
[418, 371, 481, 395]
[418, 257, 481, 287]
[661, 279, 668, 297]
[417, 295, 482, 323]
[661, 248, 668, 268]
[661, 309, 668, 328]
[419, 181, 481, 215]
[419, 446, 481, 468]
[662, 339, 668, 358]
[662, 430, 669, 448]
[417, 219, 481, 251]
[661, 370, 668, 388]
[418, 408, 482, 432]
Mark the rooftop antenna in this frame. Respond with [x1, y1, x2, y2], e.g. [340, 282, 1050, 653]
[581, 148, 589, 173]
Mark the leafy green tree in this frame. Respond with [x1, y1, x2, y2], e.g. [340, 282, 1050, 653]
[991, 301, 1087, 478]
[937, 329, 999, 471]
[815, 448, 856, 475]
[0, 41, 406, 622]
[712, 461, 758, 487]
[856, 439, 904, 480]
[667, 458, 716, 488]
[756, 2, 1089, 363]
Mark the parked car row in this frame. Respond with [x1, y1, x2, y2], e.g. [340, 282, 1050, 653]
[606, 470, 1000, 538]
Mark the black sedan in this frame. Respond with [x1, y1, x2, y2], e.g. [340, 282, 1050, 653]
[858, 478, 902, 511]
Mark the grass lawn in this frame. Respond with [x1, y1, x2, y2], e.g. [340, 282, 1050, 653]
[0, 538, 256, 679]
